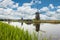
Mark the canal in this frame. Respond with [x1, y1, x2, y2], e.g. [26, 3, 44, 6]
[3, 22, 60, 40]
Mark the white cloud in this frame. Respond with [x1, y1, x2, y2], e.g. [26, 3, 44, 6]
[40, 7, 49, 12]
[0, 0, 39, 19]
[0, 8, 4, 14]
[57, 6, 60, 9]
[39, 4, 60, 20]
[0, 14, 16, 19]
[40, 14, 48, 20]
[23, 3, 32, 6]
[4, 8, 12, 14]
[46, 11, 56, 16]
[0, 0, 60, 20]
[40, 11, 57, 20]
[17, 3, 37, 19]
[49, 4, 54, 9]
[0, 0, 18, 8]
[56, 9, 60, 13]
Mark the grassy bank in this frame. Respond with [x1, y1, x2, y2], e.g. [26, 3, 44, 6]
[0, 22, 38, 40]
[0, 22, 53, 40]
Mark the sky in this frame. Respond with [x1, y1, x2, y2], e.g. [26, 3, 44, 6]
[0, 0, 60, 20]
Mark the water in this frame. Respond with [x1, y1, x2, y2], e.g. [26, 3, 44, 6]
[4, 22, 60, 40]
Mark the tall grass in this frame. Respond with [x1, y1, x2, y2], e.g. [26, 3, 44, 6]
[0, 22, 38, 40]
[0, 22, 53, 40]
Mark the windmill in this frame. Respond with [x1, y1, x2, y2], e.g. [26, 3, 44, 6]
[0, 0, 60, 32]
[0, 0, 60, 40]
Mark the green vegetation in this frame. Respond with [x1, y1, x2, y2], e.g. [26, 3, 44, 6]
[0, 22, 53, 40]
[0, 22, 38, 40]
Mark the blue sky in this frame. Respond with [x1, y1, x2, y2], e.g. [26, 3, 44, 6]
[12, 0, 32, 6]
[0, 0, 60, 20]
[12, 0, 60, 9]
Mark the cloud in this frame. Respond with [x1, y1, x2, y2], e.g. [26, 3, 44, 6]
[40, 7, 49, 12]
[39, 3, 60, 20]
[0, 0, 41, 19]
[57, 6, 60, 9]
[40, 11, 57, 20]
[56, 9, 60, 13]
[0, 0, 18, 8]
[49, 4, 54, 9]
[23, 3, 32, 6]
[0, 8, 4, 14]
[40, 14, 48, 20]
[0, 0, 37, 19]
[0, 8, 16, 19]
[0, 0, 60, 20]
[39, 5, 60, 20]
[17, 4, 37, 19]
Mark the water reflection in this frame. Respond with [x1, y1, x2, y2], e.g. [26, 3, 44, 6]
[3, 22, 60, 40]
